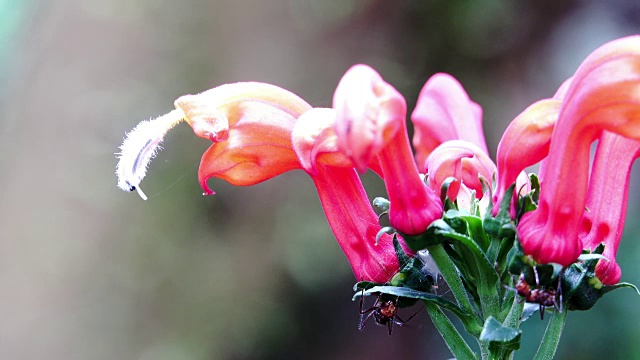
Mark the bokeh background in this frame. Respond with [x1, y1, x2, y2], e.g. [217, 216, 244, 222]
[1, 0, 639, 359]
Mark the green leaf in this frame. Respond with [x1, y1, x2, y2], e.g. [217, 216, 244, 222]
[433, 229, 496, 281]
[353, 281, 384, 292]
[515, 174, 540, 221]
[388, 235, 436, 293]
[521, 303, 540, 322]
[484, 184, 515, 239]
[479, 316, 522, 353]
[434, 225, 501, 318]
[602, 282, 640, 295]
[425, 302, 479, 360]
[445, 210, 489, 251]
[400, 219, 451, 251]
[562, 245, 639, 311]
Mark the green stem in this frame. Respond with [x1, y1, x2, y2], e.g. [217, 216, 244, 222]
[477, 266, 501, 319]
[425, 301, 478, 360]
[533, 310, 568, 360]
[503, 294, 523, 329]
[428, 244, 476, 318]
[479, 340, 490, 360]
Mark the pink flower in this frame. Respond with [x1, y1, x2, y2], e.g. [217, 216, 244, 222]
[518, 35, 640, 266]
[411, 73, 488, 167]
[424, 140, 496, 202]
[333, 65, 442, 235]
[579, 132, 640, 284]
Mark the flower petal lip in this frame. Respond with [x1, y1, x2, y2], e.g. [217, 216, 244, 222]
[411, 72, 488, 166]
[291, 108, 355, 174]
[425, 140, 496, 201]
[332, 64, 404, 173]
[493, 99, 560, 215]
[579, 132, 640, 284]
[196, 100, 307, 195]
[518, 35, 640, 267]
[172, 83, 312, 195]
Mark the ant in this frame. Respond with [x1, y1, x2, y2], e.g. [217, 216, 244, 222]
[358, 292, 424, 335]
[515, 267, 562, 320]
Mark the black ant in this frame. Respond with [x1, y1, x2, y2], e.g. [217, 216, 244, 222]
[515, 267, 562, 320]
[358, 292, 424, 335]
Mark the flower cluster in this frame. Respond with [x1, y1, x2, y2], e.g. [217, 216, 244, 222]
[117, 35, 640, 288]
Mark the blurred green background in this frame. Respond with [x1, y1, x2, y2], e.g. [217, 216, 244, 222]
[0, 0, 639, 359]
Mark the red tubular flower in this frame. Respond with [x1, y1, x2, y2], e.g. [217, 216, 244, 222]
[579, 132, 640, 284]
[411, 73, 488, 167]
[518, 35, 640, 266]
[493, 99, 560, 214]
[424, 140, 496, 201]
[333, 65, 442, 236]
[293, 108, 402, 282]
[173, 82, 312, 194]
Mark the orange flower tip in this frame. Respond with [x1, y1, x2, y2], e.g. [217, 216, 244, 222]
[115, 108, 186, 200]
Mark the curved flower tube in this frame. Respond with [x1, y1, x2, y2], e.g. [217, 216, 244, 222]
[493, 99, 560, 215]
[333, 65, 442, 236]
[425, 140, 496, 201]
[291, 108, 383, 176]
[518, 35, 640, 266]
[411, 73, 488, 167]
[579, 132, 640, 284]
[293, 108, 404, 282]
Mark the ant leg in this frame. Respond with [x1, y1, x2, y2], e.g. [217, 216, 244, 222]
[395, 305, 426, 324]
[359, 311, 375, 331]
[359, 292, 381, 315]
[358, 290, 366, 314]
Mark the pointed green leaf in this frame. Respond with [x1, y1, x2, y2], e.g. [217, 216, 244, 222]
[480, 316, 522, 353]
[602, 282, 640, 295]
[521, 303, 540, 322]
